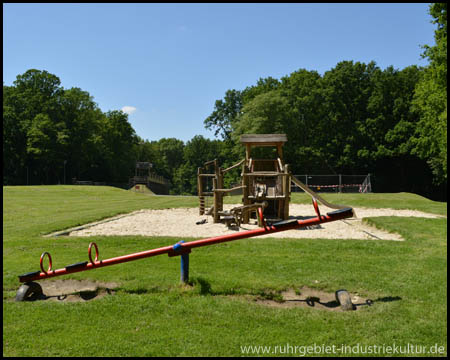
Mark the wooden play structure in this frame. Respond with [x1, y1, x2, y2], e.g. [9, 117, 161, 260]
[129, 162, 169, 195]
[197, 134, 353, 227]
[198, 134, 292, 226]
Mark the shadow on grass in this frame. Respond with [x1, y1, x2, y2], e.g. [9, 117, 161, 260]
[196, 277, 213, 295]
[285, 297, 341, 309]
[19, 288, 116, 302]
[351, 296, 402, 309]
[372, 296, 402, 303]
[190, 277, 240, 296]
[117, 286, 162, 295]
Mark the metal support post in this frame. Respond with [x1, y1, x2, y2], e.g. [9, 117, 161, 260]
[180, 253, 189, 284]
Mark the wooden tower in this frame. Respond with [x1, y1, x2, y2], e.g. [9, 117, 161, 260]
[240, 134, 290, 223]
[197, 134, 291, 226]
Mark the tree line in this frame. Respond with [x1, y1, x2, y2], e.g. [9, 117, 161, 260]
[2, 70, 229, 194]
[3, 3, 446, 200]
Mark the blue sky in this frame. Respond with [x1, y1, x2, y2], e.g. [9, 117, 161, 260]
[3, 3, 436, 143]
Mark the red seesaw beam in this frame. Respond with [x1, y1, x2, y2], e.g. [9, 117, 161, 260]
[18, 206, 354, 283]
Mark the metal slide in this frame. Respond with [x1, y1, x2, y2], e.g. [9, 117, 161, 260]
[291, 175, 355, 217]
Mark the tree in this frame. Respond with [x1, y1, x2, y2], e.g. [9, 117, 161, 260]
[278, 69, 326, 173]
[204, 89, 243, 140]
[26, 113, 69, 183]
[204, 77, 281, 141]
[3, 70, 64, 184]
[148, 138, 185, 188]
[58, 87, 104, 181]
[357, 65, 422, 161]
[174, 135, 227, 194]
[411, 3, 447, 184]
[134, 137, 158, 164]
[99, 110, 138, 182]
[320, 61, 377, 172]
[241, 76, 281, 104]
[3, 88, 24, 184]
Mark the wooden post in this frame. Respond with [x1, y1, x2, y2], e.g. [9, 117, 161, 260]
[246, 144, 251, 163]
[283, 164, 290, 219]
[213, 176, 219, 223]
[217, 166, 223, 214]
[277, 144, 283, 160]
[242, 163, 250, 224]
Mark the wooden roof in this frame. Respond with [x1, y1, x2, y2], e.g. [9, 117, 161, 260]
[240, 134, 287, 145]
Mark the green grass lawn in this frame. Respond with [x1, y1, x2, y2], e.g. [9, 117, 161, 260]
[3, 186, 447, 356]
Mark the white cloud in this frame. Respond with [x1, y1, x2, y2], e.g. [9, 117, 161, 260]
[121, 106, 137, 115]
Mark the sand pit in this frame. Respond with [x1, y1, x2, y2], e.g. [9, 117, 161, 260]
[68, 204, 443, 241]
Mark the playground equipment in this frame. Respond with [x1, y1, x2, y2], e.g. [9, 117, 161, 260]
[197, 134, 352, 227]
[129, 161, 169, 195]
[198, 134, 291, 226]
[16, 199, 354, 302]
[16, 133, 357, 308]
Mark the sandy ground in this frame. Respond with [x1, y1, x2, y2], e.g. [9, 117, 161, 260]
[28, 279, 370, 309]
[68, 204, 443, 241]
[252, 287, 370, 311]
[21, 279, 120, 302]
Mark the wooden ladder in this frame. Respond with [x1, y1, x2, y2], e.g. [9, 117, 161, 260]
[199, 196, 205, 215]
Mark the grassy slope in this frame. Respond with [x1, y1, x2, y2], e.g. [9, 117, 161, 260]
[3, 186, 447, 356]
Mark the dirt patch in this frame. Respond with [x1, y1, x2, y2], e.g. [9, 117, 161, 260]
[37, 279, 119, 302]
[253, 287, 371, 311]
[67, 204, 443, 241]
